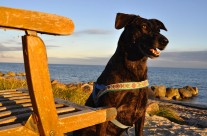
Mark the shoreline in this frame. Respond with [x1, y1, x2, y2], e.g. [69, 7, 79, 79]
[1, 76, 207, 135]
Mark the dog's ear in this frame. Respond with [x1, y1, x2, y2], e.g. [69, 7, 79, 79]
[115, 13, 137, 29]
[150, 19, 167, 31]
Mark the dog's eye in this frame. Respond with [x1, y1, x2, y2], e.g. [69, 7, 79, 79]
[142, 25, 147, 29]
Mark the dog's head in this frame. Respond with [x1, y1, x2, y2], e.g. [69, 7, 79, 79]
[115, 13, 169, 59]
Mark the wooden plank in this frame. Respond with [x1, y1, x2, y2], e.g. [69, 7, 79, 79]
[0, 106, 75, 118]
[0, 112, 31, 125]
[0, 107, 32, 118]
[0, 91, 23, 95]
[0, 124, 39, 136]
[55, 98, 90, 111]
[0, 103, 32, 111]
[56, 107, 76, 114]
[0, 93, 29, 98]
[0, 99, 31, 106]
[57, 107, 117, 133]
[22, 35, 60, 136]
[0, 6, 74, 35]
[0, 96, 30, 101]
[0, 89, 17, 93]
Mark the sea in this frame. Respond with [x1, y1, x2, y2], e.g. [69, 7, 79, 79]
[0, 62, 207, 105]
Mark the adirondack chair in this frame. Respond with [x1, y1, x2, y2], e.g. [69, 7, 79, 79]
[0, 7, 117, 136]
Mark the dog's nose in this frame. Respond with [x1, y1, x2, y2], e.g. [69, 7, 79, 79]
[160, 38, 169, 45]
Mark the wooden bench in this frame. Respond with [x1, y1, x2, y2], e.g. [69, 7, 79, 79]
[0, 6, 117, 136]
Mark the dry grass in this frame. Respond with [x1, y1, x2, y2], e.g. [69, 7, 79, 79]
[0, 77, 91, 105]
[155, 105, 184, 124]
[0, 77, 27, 90]
[52, 83, 91, 105]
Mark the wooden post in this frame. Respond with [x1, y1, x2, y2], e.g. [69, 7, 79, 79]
[22, 31, 61, 136]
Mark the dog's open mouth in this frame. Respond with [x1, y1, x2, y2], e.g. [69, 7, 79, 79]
[149, 48, 160, 56]
[139, 44, 163, 59]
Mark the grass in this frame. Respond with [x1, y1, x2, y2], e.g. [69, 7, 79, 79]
[0, 77, 90, 105]
[0, 76, 186, 123]
[0, 77, 27, 90]
[52, 84, 91, 105]
[155, 105, 184, 124]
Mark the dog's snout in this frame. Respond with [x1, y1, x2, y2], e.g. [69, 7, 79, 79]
[160, 37, 169, 46]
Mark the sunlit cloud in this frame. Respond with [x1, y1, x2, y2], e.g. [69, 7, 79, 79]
[74, 29, 113, 36]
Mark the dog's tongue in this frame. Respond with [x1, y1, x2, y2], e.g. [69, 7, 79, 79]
[150, 48, 160, 56]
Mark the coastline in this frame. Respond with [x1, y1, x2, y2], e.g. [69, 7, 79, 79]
[0, 76, 207, 135]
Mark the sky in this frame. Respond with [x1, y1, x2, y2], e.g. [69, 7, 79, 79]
[0, 0, 207, 68]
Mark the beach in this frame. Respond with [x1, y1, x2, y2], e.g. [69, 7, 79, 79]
[124, 99, 207, 136]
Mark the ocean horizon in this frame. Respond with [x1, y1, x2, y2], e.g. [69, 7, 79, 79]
[0, 62, 207, 105]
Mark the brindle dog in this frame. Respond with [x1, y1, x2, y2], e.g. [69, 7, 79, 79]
[74, 13, 168, 136]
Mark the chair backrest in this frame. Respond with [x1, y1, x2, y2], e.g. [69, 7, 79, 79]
[0, 6, 74, 136]
[0, 6, 74, 35]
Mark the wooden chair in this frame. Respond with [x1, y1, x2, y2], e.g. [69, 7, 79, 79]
[0, 6, 117, 136]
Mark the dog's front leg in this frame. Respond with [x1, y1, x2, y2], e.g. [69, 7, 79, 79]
[96, 122, 108, 136]
[134, 110, 146, 136]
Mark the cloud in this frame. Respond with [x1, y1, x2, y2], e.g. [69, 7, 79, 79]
[48, 51, 207, 68]
[160, 51, 207, 62]
[148, 51, 207, 68]
[74, 29, 113, 36]
[46, 45, 60, 49]
[48, 56, 109, 65]
[0, 44, 22, 52]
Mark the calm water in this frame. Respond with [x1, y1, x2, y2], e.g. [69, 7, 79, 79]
[0, 63, 207, 105]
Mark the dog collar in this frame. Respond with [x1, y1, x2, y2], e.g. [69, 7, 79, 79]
[92, 80, 149, 106]
[92, 80, 149, 129]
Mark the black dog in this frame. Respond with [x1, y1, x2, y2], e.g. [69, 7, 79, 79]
[74, 13, 168, 136]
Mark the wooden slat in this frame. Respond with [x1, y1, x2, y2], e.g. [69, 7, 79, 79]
[0, 124, 39, 136]
[0, 107, 32, 118]
[0, 103, 64, 112]
[0, 90, 17, 93]
[0, 93, 29, 98]
[0, 103, 32, 112]
[57, 107, 117, 133]
[22, 35, 60, 136]
[0, 96, 30, 101]
[0, 99, 31, 106]
[0, 91, 22, 95]
[0, 112, 31, 125]
[55, 98, 90, 111]
[0, 6, 74, 35]
[56, 107, 76, 114]
[0, 106, 75, 118]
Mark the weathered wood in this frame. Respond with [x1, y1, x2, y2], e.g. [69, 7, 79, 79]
[0, 91, 22, 95]
[0, 99, 31, 106]
[0, 103, 32, 111]
[56, 107, 76, 114]
[0, 96, 30, 101]
[0, 124, 38, 136]
[0, 89, 16, 93]
[0, 93, 29, 98]
[0, 7, 118, 135]
[0, 6, 74, 35]
[0, 112, 31, 125]
[0, 107, 32, 118]
[57, 108, 117, 133]
[22, 34, 60, 136]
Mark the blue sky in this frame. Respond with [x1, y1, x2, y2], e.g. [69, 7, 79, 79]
[0, 1, 207, 68]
